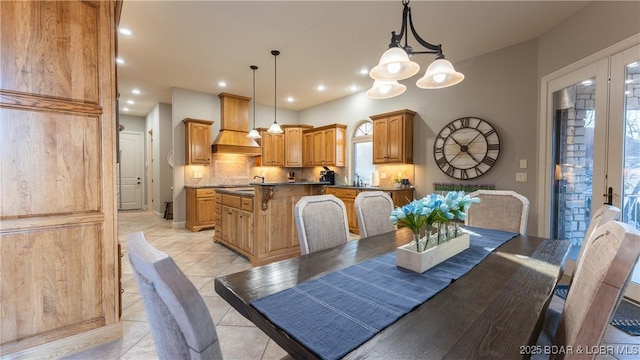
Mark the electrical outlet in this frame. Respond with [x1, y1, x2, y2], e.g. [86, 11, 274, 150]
[516, 173, 527, 182]
[380, 172, 387, 179]
[520, 159, 528, 169]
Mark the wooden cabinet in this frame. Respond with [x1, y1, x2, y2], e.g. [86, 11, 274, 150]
[186, 188, 216, 231]
[325, 187, 359, 233]
[371, 109, 415, 164]
[283, 125, 312, 167]
[302, 124, 347, 167]
[0, 1, 121, 356]
[215, 194, 254, 255]
[258, 129, 284, 166]
[184, 118, 213, 165]
[302, 132, 314, 167]
[325, 187, 415, 234]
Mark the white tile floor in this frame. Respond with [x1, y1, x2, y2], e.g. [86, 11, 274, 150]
[65, 210, 291, 360]
[66, 210, 638, 359]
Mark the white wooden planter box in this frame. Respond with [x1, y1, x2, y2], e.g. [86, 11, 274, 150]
[396, 233, 470, 273]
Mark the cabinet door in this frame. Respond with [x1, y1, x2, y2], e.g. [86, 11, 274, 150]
[197, 198, 215, 225]
[323, 129, 336, 166]
[188, 122, 212, 164]
[302, 132, 314, 166]
[386, 115, 404, 162]
[239, 210, 254, 253]
[313, 131, 325, 165]
[262, 132, 284, 166]
[343, 197, 357, 232]
[284, 128, 303, 167]
[221, 205, 232, 243]
[373, 118, 389, 163]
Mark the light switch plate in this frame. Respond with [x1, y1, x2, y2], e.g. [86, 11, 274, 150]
[516, 173, 527, 182]
[520, 159, 528, 169]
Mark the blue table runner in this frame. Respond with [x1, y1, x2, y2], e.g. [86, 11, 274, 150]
[251, 227, 518, 360]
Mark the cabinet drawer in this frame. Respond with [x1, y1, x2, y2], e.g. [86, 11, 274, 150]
[215, 214, 222, 226]
[215, 193, 223, 203]
[241, 197, 253, 212]
[223, 194, 242, 208]
[196, 188, 215, 197]
[215, 203, 222, 215]
[326, 188, 358, 198]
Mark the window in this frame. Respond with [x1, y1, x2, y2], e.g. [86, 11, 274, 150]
[352, 121, 374, 184]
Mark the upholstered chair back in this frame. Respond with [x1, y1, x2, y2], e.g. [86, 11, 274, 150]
[127, 231, 222, 360]
[354, 191, 395, 238]
[294, 195, 350, 255]
[464, 190, 529, 234]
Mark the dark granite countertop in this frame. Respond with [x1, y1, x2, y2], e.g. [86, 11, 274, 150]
[326, 185, 415, 191]
[250, 181, 330, 186]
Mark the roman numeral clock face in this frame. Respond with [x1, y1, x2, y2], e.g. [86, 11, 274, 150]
[434, 117, 500, 180]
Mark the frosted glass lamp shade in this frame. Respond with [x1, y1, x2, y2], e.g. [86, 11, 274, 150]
[366, 80, 406, 99]
[369, 47, 420, 81]
[267, 122, 283, 134]
[247, 129, 261, 139]
[416, 58, 464, 89]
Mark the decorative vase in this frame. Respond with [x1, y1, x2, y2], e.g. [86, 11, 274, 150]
[396, 233, 470, 273]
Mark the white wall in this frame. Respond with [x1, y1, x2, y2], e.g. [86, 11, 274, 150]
[145, 102, 173, 215]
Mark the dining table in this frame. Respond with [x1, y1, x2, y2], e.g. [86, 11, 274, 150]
[214, 226, 570, 359]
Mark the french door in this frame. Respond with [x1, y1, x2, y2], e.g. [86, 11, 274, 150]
[540, 38, 640, 299]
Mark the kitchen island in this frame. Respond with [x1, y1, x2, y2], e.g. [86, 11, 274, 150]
[214, 182, 328, 266]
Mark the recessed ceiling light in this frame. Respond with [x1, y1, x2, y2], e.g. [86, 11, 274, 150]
[123, 107, 130, 112]
[286, 97, 294, 102]
[132, 88, 141, 94]
[127, 100, 134, 105]
[218, 81, 227, 87]
[349, 85, 358, 91]
[116, 57, 124, 64]
[359, 68, 369, 75]
[119, 28, 132, 36]
[317, 85, 325, 91]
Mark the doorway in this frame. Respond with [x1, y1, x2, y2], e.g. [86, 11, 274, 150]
[119, 130, 144, 210]
[539, 38, 640, 300]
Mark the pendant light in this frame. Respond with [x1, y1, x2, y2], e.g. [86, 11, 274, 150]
[247, 65, 261, 139]
[267, 50, 283, 134]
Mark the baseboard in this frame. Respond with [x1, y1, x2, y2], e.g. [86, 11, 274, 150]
[172, 221, 185, 229]
[1, 322, 122, 360]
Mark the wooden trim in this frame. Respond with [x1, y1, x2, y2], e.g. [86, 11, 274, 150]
[369, 108, 416, 120]
[1, 322, 122, 359]
[0, 213, 106, 233]
[0, 90, 102, 115]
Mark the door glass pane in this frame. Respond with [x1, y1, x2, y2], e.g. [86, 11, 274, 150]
[551, 78, 596, 260]
[623, 61, 640, 229]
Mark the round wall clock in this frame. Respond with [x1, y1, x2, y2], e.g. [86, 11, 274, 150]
[434, 117, 500, 180]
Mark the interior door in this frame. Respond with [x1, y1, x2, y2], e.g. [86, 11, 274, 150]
[119, 131, 144, 210]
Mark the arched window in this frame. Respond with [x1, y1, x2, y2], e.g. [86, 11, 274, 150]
[352, 121, 374, 185]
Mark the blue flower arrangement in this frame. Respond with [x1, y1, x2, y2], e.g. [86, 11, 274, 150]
[390, 191, 480, 252]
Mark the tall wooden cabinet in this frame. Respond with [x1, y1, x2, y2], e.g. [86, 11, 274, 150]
[283, 125, 313, 167]
[0, 0, 122, 356]
[371, 109, 415, 164]
[302, 124, 347, 167]
[183, 118, 213, 165]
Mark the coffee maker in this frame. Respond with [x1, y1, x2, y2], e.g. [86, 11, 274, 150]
[319, 166, 335, 185]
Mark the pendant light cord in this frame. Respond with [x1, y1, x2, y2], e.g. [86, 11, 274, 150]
[251, 65, 257, 128]
[273, 51, 277, 124]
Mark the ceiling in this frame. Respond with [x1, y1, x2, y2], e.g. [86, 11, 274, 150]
[117, 1, 591, 117]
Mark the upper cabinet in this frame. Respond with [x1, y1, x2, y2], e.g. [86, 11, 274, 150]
[371, 109, 415, 164]
[283, 125, 313, 167]
[303, 124, 347, 167]
[258, 128, 284, 166]
[184, 118, 213, 165]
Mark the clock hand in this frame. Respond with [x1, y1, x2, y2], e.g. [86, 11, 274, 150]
[466, 151, 480, 163]
[448, 152, 462, 163]
[465, 133, 482, 147]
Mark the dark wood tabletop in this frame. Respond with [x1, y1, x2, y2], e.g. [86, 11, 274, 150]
[214, 227, 570, 359]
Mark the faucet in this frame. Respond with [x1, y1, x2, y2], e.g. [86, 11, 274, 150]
[253, 175, 265, 183]
[353, 173, 360, 187]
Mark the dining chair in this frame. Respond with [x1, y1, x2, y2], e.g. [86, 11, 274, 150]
[294, 194, 350, 255]
[571, 204, 620, 279]
[354, 191, 396, 238]
[127, 231, 223, 360]
[535, 221, 640, 360]
[464, 189, 529, 234]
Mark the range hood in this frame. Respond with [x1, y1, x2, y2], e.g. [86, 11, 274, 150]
[212, 93, 261, 155]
